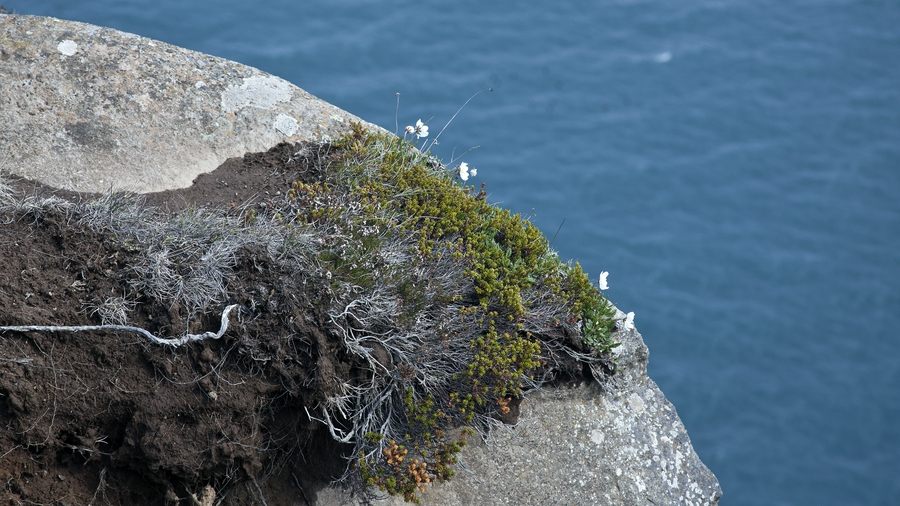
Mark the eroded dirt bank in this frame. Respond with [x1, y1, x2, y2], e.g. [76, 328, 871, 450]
[0, 144, 359, 505]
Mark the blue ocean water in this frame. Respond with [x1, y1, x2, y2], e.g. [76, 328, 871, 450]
[12, 1, 900, 504]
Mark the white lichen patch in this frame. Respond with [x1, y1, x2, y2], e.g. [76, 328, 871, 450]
[134, 94, 153, 112]
[590, 429, 605, 445]
[628, 392, 645, 413]
[634, 475, 648, 493]
[274, 113, 299, 136]
[57, 40, 78, 56]
[221, 75, 293, 113]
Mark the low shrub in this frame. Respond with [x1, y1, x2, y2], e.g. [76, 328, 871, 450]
[274, 124, 619, 502]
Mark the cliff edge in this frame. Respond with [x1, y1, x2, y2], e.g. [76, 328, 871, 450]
[1, 14, 721, 505]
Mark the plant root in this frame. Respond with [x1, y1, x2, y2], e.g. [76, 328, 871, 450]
[0, 304, 239, 347]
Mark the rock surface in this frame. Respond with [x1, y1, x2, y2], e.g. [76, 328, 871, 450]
[0, 14, 379, 193]
[0, 14, 721, 505]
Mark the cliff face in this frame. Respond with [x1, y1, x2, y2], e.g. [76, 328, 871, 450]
[0, 14, 721, 505]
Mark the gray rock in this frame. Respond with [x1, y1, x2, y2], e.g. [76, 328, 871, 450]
[318, 308, 721, 506]
[0, 14, 721, 505]
[0, 14, 380, 193]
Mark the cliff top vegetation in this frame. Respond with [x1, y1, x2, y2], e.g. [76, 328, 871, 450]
[0, 125, 622, 504]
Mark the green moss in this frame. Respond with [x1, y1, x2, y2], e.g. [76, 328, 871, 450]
[454, 320, 542, 421]
[279, 124, 619, 502]
[331, 125, 606, 320]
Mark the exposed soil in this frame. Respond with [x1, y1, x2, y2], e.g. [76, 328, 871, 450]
[0, 143, 361, 506]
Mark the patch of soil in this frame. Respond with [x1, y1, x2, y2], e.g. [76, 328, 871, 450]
[0, 143, 358, 506]
[143, 141, 332, 212]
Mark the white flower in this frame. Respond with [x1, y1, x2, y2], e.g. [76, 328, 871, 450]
[598, 271, 609, 291]
[414, 119, 428, 138]
[624, 311, 635, 330]
[470, 168, 477, 177]
[458, 162, 470, 181]
[405, 125, 415, 135]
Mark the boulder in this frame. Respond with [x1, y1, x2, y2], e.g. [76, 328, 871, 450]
[0, 13, 379, 193]
[0, 14, 721, 505]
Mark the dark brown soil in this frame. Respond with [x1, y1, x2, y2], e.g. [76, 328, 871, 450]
[0, 143, 356, 506]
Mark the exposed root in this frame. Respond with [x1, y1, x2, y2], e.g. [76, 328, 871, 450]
[0, 305, 239, 347]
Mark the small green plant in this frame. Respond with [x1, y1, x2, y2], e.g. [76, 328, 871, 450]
[454, 320, 542, 422]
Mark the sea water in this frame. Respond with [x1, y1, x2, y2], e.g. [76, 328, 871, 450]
[13, 1, 900, 504]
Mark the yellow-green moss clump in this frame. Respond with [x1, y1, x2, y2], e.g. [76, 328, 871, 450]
[276, 124, 618, 502]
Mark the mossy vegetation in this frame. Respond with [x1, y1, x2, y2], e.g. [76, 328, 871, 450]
[277, 124, 619, 502]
